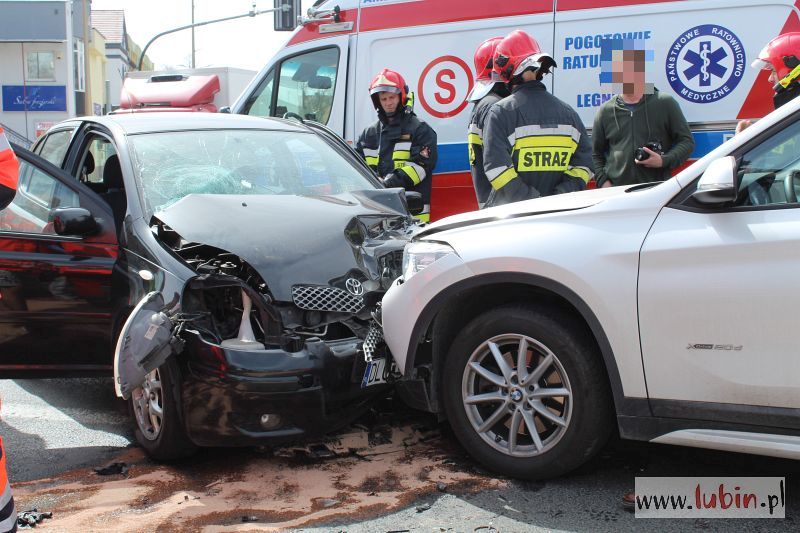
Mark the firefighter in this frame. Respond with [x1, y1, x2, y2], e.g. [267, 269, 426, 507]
[482, 30, 593, 207]
[738, 32, 800, 133]
[356, 69, 438, 222]
[0, 127, 19, 210]
[467, 37, 510, 207]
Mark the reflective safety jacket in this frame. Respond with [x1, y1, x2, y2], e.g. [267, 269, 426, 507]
[0, 129, 19, 210]
[482, 80, 593, 206]
[468, 86, 508, 206]
[355, 110, 437, 222]
[0, 438, 16, 533]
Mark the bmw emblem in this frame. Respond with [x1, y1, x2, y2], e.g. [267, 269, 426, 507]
[345, 278, 364, 296]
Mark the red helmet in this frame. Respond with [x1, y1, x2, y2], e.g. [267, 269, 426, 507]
[492, 30, 556, 83]
[368, 68, 408, 109]
[753, 32, 800, 90]
[474, 37, 503, 82]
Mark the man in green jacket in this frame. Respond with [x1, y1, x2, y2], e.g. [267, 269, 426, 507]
[592, 41, 694, 187]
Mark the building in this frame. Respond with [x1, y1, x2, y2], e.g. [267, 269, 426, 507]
[86, 27, 108, 116]
[91, 9, 152, 110]
[0, 0, 91, 142]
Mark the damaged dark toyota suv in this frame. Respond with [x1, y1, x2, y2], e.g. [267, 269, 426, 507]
[0, 113, 416, 458]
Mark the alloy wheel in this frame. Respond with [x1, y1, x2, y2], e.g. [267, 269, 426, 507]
[461, 334, 572, 457]
[132, 368, 164, 441]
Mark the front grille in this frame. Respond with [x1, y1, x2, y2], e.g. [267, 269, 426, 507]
[292, 285, 364, 313]
[362, 321, 384, 362]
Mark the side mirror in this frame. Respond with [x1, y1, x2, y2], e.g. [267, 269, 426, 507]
[404, 191, 424, 216]
[52, 207, 98, 237]
[274, 0, 301, 31]
[218, 106, 231, 114]
[692, 156, 737, 204]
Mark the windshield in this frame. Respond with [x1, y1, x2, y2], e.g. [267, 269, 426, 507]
[129, 129, 377, 212]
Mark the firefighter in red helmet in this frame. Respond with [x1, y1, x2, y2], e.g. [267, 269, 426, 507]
[467, 37, 509, 207]
[755, 32, 800, 109]
[738, 32, 800, 133]
[481, 30, 593, 207]
[355, 68, 438, 222]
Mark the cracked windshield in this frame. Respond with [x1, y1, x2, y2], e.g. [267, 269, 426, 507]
[129, 129, 374, 213]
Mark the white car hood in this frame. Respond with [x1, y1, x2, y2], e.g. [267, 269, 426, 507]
[416, 185, 639, 238]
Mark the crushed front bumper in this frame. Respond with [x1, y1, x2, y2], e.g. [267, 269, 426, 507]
[178, 332, 384, 447]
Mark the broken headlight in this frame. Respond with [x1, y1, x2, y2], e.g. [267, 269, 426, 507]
[402, 241, 456, 281]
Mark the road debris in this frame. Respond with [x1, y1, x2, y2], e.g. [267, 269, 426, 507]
[93, 462, 128, 476]
[16, 508, 52, 529]
[10, 402, 505, 531]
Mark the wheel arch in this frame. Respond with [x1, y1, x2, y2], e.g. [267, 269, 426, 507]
[401, 272, 642, 418]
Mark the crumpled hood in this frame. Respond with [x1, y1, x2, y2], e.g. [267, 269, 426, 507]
[155, 190, 411, 301]
[416, 185, 637, 238]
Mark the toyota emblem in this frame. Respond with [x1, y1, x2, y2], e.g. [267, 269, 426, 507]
[345, 278, 364, 296]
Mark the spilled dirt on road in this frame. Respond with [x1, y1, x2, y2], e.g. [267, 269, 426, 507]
[12, 408, 505, 532]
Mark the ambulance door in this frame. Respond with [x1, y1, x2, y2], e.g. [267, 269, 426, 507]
[234, 35, 350, 136]
[553, 0, 796, 137]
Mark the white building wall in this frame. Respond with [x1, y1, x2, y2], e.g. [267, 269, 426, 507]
[105, 53, 128, 108]
[0, 41, 71, 142]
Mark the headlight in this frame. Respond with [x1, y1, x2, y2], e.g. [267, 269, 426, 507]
[402, 241, 456, 281]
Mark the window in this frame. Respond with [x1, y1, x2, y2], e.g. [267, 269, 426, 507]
[735, 120, 800, 207]
[79, 137, 117, 187]
[275, 47, 339, 123]
[26, 51, 55, 81]
[35, 129, 74, 166]
[129, 129, 377, 213]
[0, 160, 80, 235]
[73, 39, 85, 92]
[242, 69, 275, 117]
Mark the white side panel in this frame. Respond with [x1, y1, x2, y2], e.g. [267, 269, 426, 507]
[553, 0, 795, 127]
[652, 429, 800, 460]
[353, 14, 554, 146]
[639, 206, 800, 408]
[393, 182, 680, 398]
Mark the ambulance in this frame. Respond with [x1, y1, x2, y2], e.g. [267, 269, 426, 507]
[232, 0, 800, 220]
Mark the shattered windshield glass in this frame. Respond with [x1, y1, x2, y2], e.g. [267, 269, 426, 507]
[128, 129, 376, 212]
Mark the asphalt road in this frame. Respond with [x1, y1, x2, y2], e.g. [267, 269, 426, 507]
[0, 377, 133, 481]
[1, 377, 798, 532]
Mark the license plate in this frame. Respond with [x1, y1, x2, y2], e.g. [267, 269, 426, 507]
[361, 357, 398, 388]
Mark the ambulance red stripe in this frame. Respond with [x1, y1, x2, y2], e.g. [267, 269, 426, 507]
[289, 0, 688, 46]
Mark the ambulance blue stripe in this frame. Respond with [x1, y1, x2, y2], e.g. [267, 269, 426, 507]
[433, 130, 734, 174]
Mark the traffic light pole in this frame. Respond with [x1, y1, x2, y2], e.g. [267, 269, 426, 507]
[137, 4, 289, 71]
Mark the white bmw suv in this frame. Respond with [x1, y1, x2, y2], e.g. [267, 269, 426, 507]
[381, 95, 800, 480]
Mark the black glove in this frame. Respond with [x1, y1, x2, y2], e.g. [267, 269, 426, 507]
[382, 171, 412, 189]
[483, 178, 539, 208]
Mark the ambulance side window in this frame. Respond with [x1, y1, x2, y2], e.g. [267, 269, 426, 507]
[242, 69, 275, 117]
[275, 47, 339, 123]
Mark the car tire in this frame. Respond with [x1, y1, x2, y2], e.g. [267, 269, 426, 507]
[442, 304, 613, 479]
[129, 358, 197, 461]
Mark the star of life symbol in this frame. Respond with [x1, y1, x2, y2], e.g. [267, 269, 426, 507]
[684, 41, 728, 86]
[666, 25, 746, 104]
